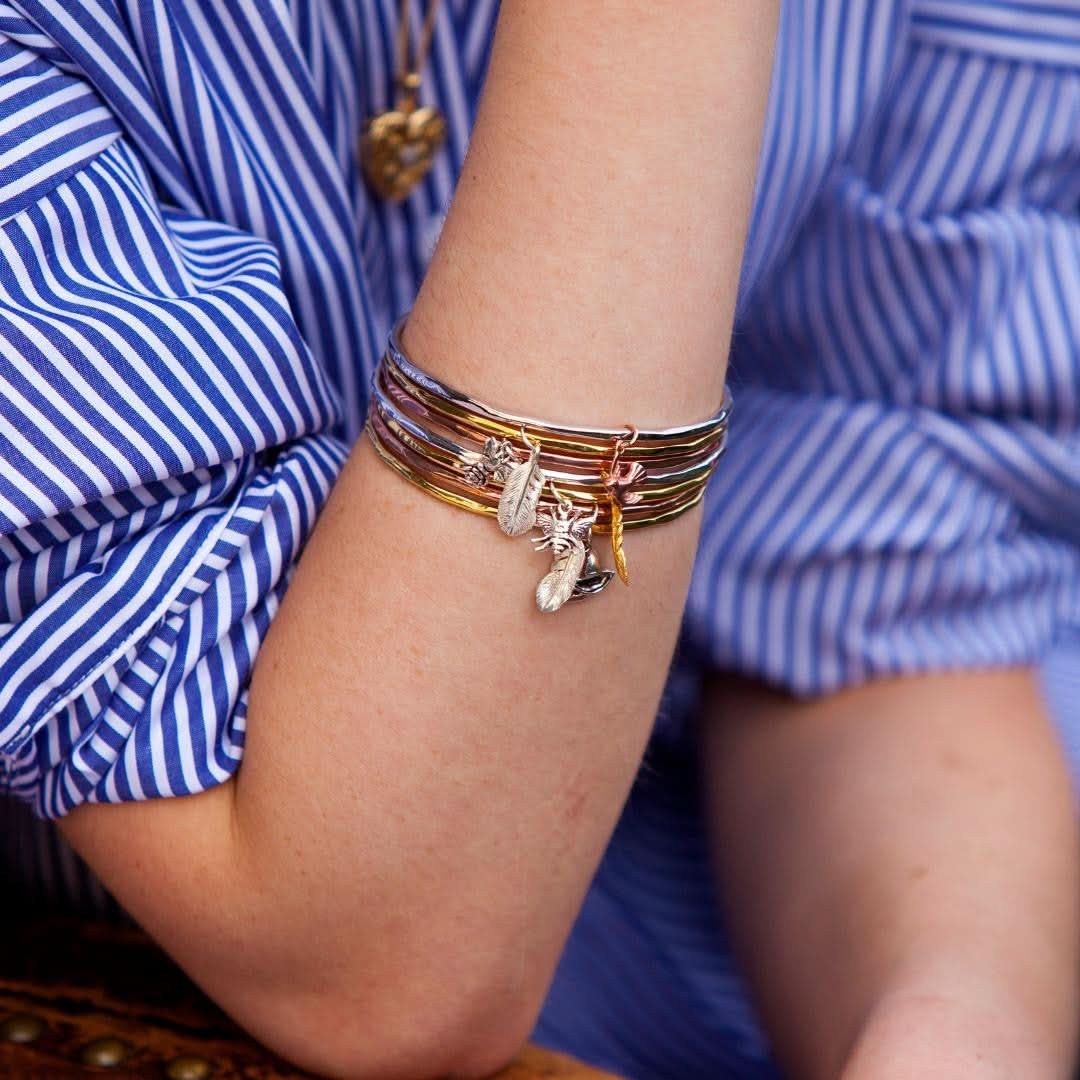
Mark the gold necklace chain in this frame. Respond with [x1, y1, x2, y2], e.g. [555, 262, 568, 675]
[360, 0, 447, 201]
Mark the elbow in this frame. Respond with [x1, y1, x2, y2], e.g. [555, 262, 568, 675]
[239, 957, 543, 1079]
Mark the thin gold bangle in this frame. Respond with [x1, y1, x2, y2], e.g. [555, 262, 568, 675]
[373, 369, 726, 491]
[366, 413, 709, 531]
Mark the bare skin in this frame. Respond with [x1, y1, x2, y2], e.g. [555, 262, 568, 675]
[56, 4, 778, 1077]
[703, 669, 1080, 1078]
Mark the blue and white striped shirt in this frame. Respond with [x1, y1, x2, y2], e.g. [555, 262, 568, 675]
[1, 2, 1077, 1076]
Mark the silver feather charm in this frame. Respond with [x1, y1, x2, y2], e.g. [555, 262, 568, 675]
[536, 543, 587, 613]
[532, 490, 598, 613]
[497, 431, 545, 537]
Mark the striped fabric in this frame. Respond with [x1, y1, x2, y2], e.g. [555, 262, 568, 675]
[0, 0, 498, 817]
[686, 0, 1080, 697]
[1044, 637, 1080, 796]
[0, 1, 1077, 1076]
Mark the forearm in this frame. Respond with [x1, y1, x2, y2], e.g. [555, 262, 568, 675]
[59, 4, 777, 1075]
[702, 670, 1080, 1078]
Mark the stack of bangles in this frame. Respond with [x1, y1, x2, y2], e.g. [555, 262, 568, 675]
[365, 315, 733, 613]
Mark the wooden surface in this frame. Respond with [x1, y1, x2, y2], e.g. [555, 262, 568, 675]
[0, 919, 619, 1079]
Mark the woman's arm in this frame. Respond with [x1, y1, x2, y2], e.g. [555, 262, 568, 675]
[58, 5, 777, 1077]
[703, 668, 1080, 1078]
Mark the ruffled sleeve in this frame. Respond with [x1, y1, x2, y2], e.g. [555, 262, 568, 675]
[0, 14, 347, 817]
[683, 0, 1080, 696]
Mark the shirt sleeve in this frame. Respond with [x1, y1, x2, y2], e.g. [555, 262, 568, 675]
[0, 24, 346, 818]
[682, 2, 1080, 697]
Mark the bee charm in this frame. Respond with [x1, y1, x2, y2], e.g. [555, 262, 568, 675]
[533, 490, 610, 613]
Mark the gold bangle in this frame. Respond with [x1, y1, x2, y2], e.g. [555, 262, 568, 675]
[368, 409, 711, 527]
[365, 314, 732, 612]
[372, 369, 724, 505]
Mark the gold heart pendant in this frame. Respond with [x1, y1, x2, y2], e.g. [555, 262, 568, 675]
[360, 104, 447, 201]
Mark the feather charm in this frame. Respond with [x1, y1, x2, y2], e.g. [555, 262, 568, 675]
[603, 456, 645, 587]
[497, 432, 545, 537]
[533, 491, 598, 612]
[610, 499, 629, 585]
[535, 543, 587, 613]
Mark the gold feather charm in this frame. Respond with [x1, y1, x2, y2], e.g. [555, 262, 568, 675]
[497, 430, 545, 537]
[609, 499, 629, 585]
[603, 428, 646, 587]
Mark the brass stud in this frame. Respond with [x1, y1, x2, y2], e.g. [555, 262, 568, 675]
[164, 1055, 214, 1080]
[80, 1036, 132, 1068]
[0, 1014, 45, 1044]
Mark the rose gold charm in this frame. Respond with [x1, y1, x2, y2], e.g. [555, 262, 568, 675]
[603, 427, 646, 586]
